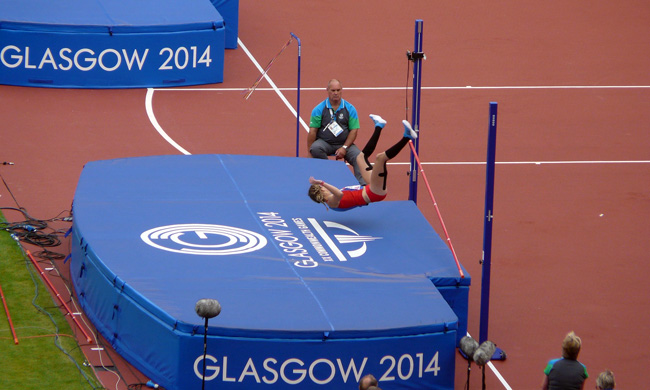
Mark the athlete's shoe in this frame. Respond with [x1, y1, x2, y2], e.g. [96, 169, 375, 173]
[402, 120, 418, 139]
[369, 114, 387, 129]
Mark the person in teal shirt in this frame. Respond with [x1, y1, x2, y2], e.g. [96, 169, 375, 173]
[307, 79, 365, 185]
[542, 331, 588, 390]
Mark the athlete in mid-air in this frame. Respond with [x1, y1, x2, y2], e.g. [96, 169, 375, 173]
[308, 114, 417, 211]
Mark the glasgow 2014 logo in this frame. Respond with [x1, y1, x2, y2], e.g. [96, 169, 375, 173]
[140, 224, 268, 255]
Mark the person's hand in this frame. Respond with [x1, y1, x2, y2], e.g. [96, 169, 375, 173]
[335, 147, 347, 160]
[309, 177, 321, 185]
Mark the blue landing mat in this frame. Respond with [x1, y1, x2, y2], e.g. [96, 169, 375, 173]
[1, 0, 237, 87]
[70, 154, 470, 390]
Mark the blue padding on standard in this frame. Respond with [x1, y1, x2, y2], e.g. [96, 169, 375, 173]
[2, 0, 224, 33]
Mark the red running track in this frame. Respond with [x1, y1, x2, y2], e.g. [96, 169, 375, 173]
[1, 1, 649, 388]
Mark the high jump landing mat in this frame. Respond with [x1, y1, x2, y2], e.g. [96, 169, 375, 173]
[0, 0, 239, 88]
[69, 154, 471, 390]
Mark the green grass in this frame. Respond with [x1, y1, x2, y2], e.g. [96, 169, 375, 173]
[0, 212, 102, 389]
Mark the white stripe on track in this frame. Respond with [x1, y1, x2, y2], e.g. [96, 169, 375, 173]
[388, 160, 650, 166]
[488, 361, 514, 390]
[152, 85, 650, 92]
[146, 38, 311, 154]
[145, 88, 191, 155]
[466, 332, 513, 390]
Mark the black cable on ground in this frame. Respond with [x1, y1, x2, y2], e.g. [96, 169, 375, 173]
[1, 173, 106, 389]
[2, 171, 153, 389]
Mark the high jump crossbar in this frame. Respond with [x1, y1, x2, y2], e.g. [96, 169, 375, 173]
[405, 20, 463, 278]
[408, 141, 465, 279]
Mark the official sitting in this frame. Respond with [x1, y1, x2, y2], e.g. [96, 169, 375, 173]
[308, 79, 365, 185]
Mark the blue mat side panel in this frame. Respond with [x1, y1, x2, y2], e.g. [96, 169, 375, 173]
[0, 24, 224, 88]
[210, 0, 239, 48]
[436, 285, 470, 341]
[71, 231, 456, 390]
[70, 233, 182, 387]
[178, 333, 457, 390]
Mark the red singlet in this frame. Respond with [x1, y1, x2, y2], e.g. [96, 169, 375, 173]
[335, 187, 387, 210]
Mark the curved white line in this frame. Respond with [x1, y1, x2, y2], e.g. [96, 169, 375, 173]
[145, 88, 191, 155]
[388, 160, 650, 166]
[145, 37, 310, 151]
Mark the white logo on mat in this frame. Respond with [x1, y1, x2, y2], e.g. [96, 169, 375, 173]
[141, 224, 267, 255]
[307, 219, 382, 260]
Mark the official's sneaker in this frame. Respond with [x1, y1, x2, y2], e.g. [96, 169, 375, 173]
[402, 120, 418, 139]
[369, 114, 387, 128]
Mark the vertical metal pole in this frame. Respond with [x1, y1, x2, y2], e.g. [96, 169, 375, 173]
[291, 32, 301, 157]
[202, 318, 208, 390]
[479, 102, 498, 344]
[0, 283, 18, 344]
[408, 20, 424, 203]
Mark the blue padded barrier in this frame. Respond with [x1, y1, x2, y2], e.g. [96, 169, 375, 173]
[0, 0, 234, 88]
[70, 155, 470, 389]
[211, 0, 239, 48]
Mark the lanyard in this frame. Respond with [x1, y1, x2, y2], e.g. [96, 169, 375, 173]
[328, 100, 341, 123]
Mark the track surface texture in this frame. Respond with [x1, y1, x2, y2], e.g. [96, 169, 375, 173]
[1, 1, 649, 389]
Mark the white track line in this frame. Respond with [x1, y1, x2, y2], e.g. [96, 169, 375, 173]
[488, 361, 513, 390]
[147, 83, 649, 151]
[146, 38, 311, 154]
[145, 88, 191, 155]
[152, 85, 650, 92]
[466, 332, 513, 390]
[389, 160, 650, 166]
